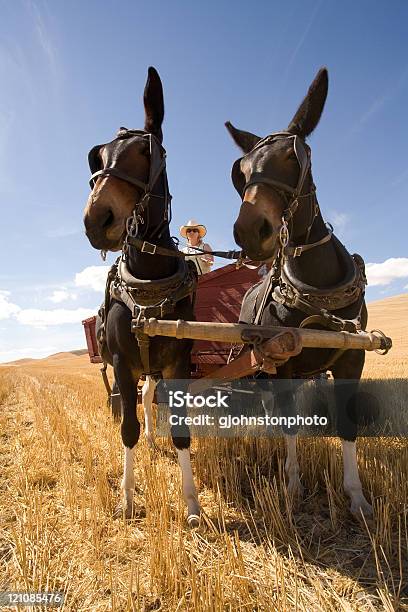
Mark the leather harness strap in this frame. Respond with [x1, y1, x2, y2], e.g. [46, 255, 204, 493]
[252, 249, 367, 333]
[284, 230, 332, 258]
[111, 258, 197, 318]
[249, 247, 367, 376]
[242, 132, 311, 198]
[126, 235, 243, 261]
[90, 167, 151, 192]
[127, 225, 331, 265]
[108, 257, 197, 375]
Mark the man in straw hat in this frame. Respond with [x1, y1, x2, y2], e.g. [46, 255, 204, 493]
[180, 219, 214, 275]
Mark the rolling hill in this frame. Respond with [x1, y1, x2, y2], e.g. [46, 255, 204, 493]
[2, 294, 406, 378]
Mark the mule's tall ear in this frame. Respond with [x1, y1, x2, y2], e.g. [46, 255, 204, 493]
[287, 67, 328, 139]
[225, 121, 261, 153]
[144, 66, 164, 142]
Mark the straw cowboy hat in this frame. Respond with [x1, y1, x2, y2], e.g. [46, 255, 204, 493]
[179, 219, 207, 239]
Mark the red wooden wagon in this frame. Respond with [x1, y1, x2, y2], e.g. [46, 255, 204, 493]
[82, 263, 263, 370]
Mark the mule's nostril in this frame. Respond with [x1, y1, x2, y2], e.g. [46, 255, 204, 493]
[259, 218, 273, 241]
[102, 210, 114, 229]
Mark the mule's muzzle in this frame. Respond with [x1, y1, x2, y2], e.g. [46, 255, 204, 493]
[84, 207, 123, 251]
[233, 213, 276, 261]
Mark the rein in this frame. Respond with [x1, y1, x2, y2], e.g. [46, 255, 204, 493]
[125, 235, 243, 262]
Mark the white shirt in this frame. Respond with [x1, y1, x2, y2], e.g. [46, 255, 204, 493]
[182, 240, 213, 275]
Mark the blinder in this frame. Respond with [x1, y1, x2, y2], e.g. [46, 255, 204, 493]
[240, 131, 312, 199]
[88, 144, 104, 176]
[88, 129, 167, 195]
[231, 157, 245, 196]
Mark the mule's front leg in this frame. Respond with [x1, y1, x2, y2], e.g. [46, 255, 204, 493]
[333, 352, 373, 517]
[163, 356, 200, 527]
[342, 439, 372, 516]
[114, 356, 140, 518]
[274, 375, 304, 500]
[284, 433, 303, 499]
[122, 446, 135, 517]
[170, 404, 200, 526]
[142, 376, 157, 450]
[262, 386, 303, 498]
[176, 445, 200, 527]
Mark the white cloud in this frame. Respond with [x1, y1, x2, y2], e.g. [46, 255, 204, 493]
[366, 257, 408, 287]
[0, 286, 96, 330]
[15, 307, 98, 328]
[327, 211, 350, 237]
[0, 291, 21, 320]
[391, 167, 408, 188]
[48, 289, 77, 304]
[285, 0, 323, 74]
[0, 345, 57, 362]
[28, 0, 59, 80]
[348, 68, 408, 137]
[75, 266, 110, 292]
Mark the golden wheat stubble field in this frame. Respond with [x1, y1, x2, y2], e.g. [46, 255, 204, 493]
[0, 295, 407, 611]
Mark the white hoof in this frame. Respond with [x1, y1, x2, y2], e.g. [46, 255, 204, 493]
[349, 493, 373, 517]
[287, 477, 304, 500]
[187, 497, 201, 516]
[187, 513, 200, 528]
[145, 433, 158, 451]
[342, 441, 372, 517]
[113, 502, 134, 520]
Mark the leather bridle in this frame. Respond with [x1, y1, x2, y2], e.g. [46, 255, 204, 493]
[235, 131, 332, 258]
[88, 129, 172, 257]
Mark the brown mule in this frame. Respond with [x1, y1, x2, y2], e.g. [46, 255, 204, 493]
[83, 67, 200, 526]
[226, 68, 372, 517]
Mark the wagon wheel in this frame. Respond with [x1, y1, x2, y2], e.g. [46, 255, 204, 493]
[110, 380, 123, 421]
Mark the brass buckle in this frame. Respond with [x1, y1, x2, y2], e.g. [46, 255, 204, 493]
[279, 218, 289, 248]
[293, 246, 302, 257]
[141, 241, 157, 255]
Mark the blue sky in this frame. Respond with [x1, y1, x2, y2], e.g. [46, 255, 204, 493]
[1, 0, 407, 362]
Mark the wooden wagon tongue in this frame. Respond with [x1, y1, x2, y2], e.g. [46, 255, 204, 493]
[137, 318, 392, 388]
[189, 329, 302, 394]
[139, 318, 391, 351]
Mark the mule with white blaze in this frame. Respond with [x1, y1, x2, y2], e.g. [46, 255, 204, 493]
[226, 67, 373, 516]
[83, 67, 200, 526]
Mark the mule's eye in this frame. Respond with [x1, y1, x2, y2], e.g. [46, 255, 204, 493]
[286, 149, 297, 161]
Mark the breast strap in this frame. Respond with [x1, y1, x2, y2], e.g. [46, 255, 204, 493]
[107, 258, 197, 375]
